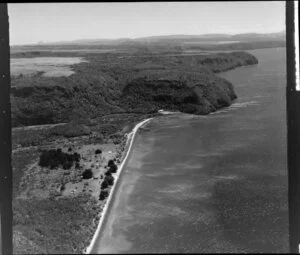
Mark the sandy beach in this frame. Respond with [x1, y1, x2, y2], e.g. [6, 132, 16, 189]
[84, 117, 153, 254]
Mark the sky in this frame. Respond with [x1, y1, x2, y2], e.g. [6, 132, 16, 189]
[8, 1, 286, 46]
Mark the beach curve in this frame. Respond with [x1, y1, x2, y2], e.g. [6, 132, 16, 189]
[84, 117, 153, 254]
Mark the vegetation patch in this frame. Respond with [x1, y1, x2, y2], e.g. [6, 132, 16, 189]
[12, 128, 53, 149]
[109, 164, 118, 173]
[39, 148, 81, 169]
[99, 190, 109, 201]
[104, 170, 112, 177]
[104, 175, 114, 186]
[12, 148, 40, 198]
[101, 179, 108, 190]
[13, 194, 99, 254]
[50, 122, 91, 138]
[11, 51, 257, 127]
[95, 149, 102, 154]
[82, 169, 93, 179]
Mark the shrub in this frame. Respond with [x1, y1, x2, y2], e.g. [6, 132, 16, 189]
[107, 159, 115, 168]
[109, 164, 118, 173]
[104, 170, 112, 176]
[95, 149, 102, 154]
[105, 175, 114, 186]
[82, 169, 93, 179]
[101, 180, 108, 189]
[99, 190, 109, 201]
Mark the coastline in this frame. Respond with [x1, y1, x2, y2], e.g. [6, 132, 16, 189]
[84, 117, 153, 254]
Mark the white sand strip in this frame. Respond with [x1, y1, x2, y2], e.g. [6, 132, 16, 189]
[84, 117, 153, 254]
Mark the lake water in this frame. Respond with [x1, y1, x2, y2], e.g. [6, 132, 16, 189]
[91, 47, 288, 253]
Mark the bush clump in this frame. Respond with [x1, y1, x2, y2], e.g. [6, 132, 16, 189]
[39, 149, 81, 169]
[104, 175, 114, 186]
[101, 180, 108, 189]
[104, 170, 112, 176]
[99, 190, 109, 201]
[107, 159, 115, 168]
[95, 149, 102, 154]
[109, 164, 118, 173]
[107, 159, 118, 174]
[82, 169, 93, 179]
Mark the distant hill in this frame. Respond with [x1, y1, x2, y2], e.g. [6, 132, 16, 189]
[11, 31, 285, 48]
[135, 31, 285, 43]
[10, 31, 285, 56]
[230, 31, 285, 41]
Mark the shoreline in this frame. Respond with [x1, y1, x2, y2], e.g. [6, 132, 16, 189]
[84, 117, 153, 254]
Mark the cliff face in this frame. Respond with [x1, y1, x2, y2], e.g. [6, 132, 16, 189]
[121, 74, 237, 115]
[119, 51, 256, 116]
[11, 51, 258, 127]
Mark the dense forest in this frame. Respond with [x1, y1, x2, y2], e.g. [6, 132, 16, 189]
[11, 50, 258, 127]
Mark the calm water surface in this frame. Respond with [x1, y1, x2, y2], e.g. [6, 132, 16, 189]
[92, 47, 288, 253]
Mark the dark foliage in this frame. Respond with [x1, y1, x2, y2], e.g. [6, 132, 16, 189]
[104, 170, 112, 177]
[104, 175, 114, 186]
[95, 149, 102, 154]
[73, 153, 80, 162]
[107, 159, 115, 168]
[38, 149, 81, 169]
[11, 50, 257, 127]
[109, 164, 118, 173]
[99, 190, 109, 201]
[101, 180, 108, 189]
[82, 169, 93, 179]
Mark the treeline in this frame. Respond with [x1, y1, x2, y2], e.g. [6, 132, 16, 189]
[99, 159, 118, 201]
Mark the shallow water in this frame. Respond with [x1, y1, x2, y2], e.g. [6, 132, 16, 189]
[92, 47, 288, 253]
